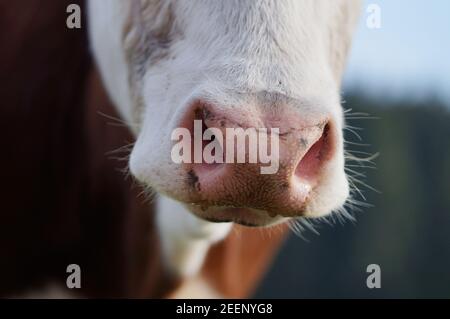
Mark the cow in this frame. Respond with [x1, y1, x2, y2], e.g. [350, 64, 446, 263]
[0, 0, 361, 298]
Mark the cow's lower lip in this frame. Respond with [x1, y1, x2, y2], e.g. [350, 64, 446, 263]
[187, 205, 283, 227]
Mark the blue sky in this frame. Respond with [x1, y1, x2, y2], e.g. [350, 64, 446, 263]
[343, 0, 450, 103]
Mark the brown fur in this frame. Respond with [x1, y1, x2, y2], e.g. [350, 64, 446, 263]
[0, 0, 287, 298]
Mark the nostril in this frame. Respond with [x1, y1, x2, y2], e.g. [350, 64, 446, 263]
[191, 106, 225, 179]
[295, 123, 332, 183]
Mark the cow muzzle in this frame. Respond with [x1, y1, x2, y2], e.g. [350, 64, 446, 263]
[171, 98, 337, 225]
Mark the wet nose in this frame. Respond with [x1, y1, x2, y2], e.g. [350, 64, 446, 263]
[177, 99, 335, 217]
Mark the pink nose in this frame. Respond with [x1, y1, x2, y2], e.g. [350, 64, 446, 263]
[178, 99, 335, 217]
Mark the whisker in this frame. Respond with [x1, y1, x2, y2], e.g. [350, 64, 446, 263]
[348, 177, 366, 201]
[97, 111, 140, 131]
[345, 167, 367, 178]
[345, 116, 380, 120]
[346, 164, 376, 169]
[349, 175, 380, 194]
[344, 127, 363, 141]
[345, 125, 364, 131]
[344, 141, 371, 147]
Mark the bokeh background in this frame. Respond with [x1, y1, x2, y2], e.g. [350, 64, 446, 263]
[255, 0, 450, 298]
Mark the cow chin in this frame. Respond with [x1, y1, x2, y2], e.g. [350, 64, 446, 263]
[186, 205, 288, 228]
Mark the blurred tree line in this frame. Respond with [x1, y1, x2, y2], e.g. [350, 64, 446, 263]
[255, 94, 450, 298]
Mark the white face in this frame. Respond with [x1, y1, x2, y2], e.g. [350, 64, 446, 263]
[88, 0, 361, 227]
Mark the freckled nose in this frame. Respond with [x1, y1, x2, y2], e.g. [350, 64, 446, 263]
[177, 99, 335, 217]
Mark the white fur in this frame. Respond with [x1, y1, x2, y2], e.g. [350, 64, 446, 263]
[170, 275, 224, 299]
[88, 0, 361, 277]
[87, 0, 135, 128]
[157, 195, 232, 277]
